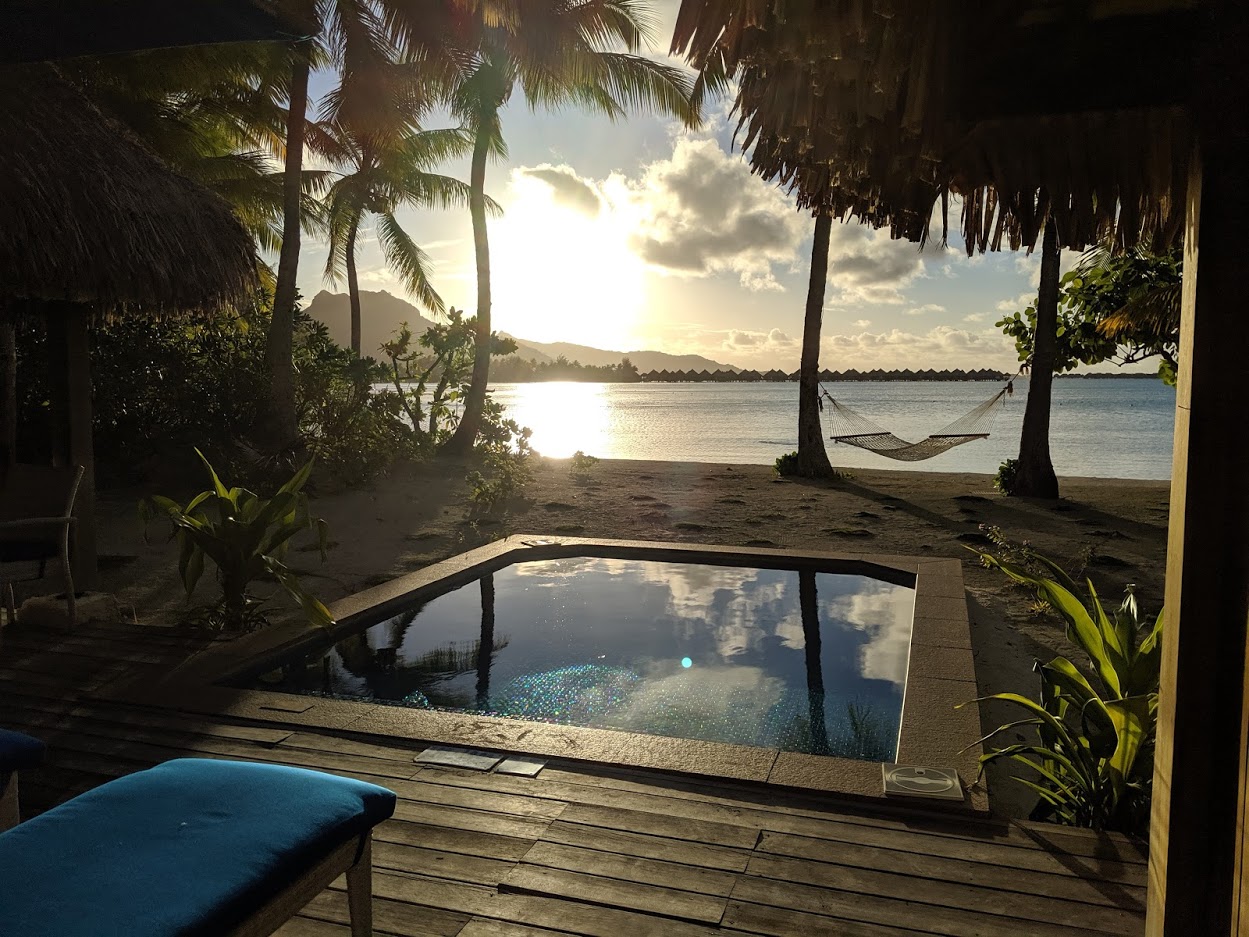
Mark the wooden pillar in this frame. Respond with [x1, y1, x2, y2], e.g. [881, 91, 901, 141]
[45, 303, 97, 591]
[1147, 150, 1249, 935]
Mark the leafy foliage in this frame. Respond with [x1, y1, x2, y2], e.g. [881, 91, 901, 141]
[570, 451, 600, 478]
[465, 398, 535, 518]
[967, 549, 1161, 833]
[994, 458, 1019, 495]
[381, 309, 516, 444]
[142, 451, 333, 633]
[774, 451, 800, 476]
[997, 247, 1182, 385]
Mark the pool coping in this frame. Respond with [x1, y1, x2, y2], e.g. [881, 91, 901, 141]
[100, 536, 987, 813]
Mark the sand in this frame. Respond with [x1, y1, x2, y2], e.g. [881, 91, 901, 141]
[85, 457, 1169, 816]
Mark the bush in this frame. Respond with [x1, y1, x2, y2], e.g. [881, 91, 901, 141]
[465, 396, 534, 519]
[774, 451, 800, 476]
[994, 458, 1019, 495]
[968, 549, 1160, 833]
[142, 451, 333, 633]
[570, 450, 599, 478]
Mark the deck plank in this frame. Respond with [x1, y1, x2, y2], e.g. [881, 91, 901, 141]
[0, 622, 1150, 937]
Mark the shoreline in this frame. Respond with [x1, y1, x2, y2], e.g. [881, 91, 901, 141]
[91, 458, 1169, 816]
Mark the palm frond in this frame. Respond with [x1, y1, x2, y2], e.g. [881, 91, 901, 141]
[376, 211, 446, 316]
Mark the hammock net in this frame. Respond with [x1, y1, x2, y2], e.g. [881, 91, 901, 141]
[822, 384, 1012, 462]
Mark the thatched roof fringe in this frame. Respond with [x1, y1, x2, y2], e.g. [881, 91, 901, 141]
[0, 65, 259, 318]
[674, 0, 1193, 253]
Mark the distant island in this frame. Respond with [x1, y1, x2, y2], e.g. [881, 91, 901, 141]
[304, 290, 738, 375]
[641, 367, 1011, 382]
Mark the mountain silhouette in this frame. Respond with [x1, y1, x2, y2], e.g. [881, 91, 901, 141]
[304, 290, 740, 373]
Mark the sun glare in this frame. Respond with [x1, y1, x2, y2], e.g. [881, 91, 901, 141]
[489, 173, 646, 350]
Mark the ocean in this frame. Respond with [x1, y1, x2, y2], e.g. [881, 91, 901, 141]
[485, 378, 1176, 480]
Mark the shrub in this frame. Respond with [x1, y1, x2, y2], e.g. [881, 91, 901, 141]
[465, 396, 534, 519]
[774, 451, 800, 476]
[142, 451, 333, 633]
[570, 450, 599, 477]
[994, 458, 1019, 495]
[966, 549, 1161, 833]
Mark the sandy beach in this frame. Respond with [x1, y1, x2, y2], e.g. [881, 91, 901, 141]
[90, 458, 1170, 815]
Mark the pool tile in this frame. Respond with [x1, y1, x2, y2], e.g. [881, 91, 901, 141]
[906, 645, 977, 681]
[768, 752, 882, 796]
[614, 735, 778, 782]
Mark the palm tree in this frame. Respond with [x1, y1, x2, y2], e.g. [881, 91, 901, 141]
[439, 0, 701, 456]
[320, 123, 485, 354]
[1012, 220, 1061, 498]
[266, 0, 460, 448]
[796, 213, 837, 476]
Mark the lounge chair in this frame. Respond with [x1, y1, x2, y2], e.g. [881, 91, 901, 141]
[0, 728, 45, 831]
[0, 757, 396, 936]
[0, 464, 84, 627]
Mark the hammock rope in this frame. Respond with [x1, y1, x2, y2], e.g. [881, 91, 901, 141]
[820, 373, 1019, 462]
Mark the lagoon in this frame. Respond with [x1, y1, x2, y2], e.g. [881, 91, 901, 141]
[486, 378, 1175, 479]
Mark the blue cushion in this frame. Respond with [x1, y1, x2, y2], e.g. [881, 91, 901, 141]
[0, 757, 396, 937]
[0, 729, 45, 772]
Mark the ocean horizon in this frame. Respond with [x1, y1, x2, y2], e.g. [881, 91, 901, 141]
[483, 377, 1176, 480]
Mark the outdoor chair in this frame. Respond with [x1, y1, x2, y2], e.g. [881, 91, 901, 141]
[0, 464, 84, 627]
[0, 729, 45, 831]
[0, 757, 396, 936]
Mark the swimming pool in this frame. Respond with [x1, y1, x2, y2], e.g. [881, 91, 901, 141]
[249, 555, 916, 762]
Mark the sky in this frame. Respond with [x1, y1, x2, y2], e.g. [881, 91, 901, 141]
[296, 0, 1121, 373]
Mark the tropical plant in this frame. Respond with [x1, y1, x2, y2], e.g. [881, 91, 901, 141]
[267, 0, 458, 448]
[570, 450, 599, 478]
[320, 124, 493, 353]
[439, 0, 702, 455]
[999, 245, 1182, 387]
[774, 451, 800, 476]
[966, 550, 1162, 833]
[380, 311, 518, 442]
[142, 450, 333, 633]
[993, 458, 1019, 495]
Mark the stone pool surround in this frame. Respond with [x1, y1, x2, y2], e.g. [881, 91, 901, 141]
[108, 537, 986, 812]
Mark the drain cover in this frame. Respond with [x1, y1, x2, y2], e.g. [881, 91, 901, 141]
[882, 764, 965, 802]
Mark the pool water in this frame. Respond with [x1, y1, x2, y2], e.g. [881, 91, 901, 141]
[253, 557, 916, 761]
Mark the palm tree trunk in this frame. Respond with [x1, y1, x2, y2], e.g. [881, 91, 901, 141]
[476, 573, 495, 709]
[346, 217, 362, 356]
[264, 41, 311, 450]
[442, 116, 495, 457]
[1013, 222, 1061, 498]
[799, 569, 830, 755]
[797, 213, 836, 477]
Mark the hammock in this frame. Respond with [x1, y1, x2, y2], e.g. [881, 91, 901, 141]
[821, 379, 1015, 462]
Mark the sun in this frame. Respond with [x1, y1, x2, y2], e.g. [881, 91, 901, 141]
[488, 172, 646, 350]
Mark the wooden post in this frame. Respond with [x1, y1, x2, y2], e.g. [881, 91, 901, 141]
[1147, 145, 1249, 935]
[44, 304, 97, 591]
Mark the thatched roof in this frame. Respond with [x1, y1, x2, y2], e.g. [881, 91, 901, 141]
[4, 0, 310, 65]
[672, 0, 1199, 252]
[0, 65, 258, 317]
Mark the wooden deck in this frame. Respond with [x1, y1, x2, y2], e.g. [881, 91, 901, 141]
[0, 621, 1148, 936]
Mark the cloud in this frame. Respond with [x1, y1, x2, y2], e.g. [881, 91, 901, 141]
[996, 291, 1035, 312]
[822, 325, 1017, 370]
[618, 138, 806, 291]
[823, 223, 927, 305]
[851, 319, 872, 328]
[906, 303, 946, 316]
[963, 313, 989, 323]
[517, 165, 603, 216]
[725, 327, 796, 350]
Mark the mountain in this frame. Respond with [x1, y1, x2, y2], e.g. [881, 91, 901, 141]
[304, 290, 438, 356]
[506, 338, 739, 374]
[304, 290, 740, 373]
